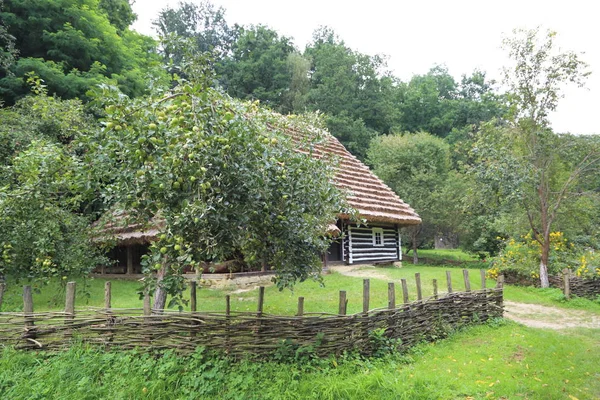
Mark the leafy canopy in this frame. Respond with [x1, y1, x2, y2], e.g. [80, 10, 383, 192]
[86, 59, 346, 306]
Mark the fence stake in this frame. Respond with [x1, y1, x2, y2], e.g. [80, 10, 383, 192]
[387, 282, 396, 310]
[496, 274, 504, 289]
[65, 282, 76, 321]
[432, 279, 438, 299]
[143, 290, 152, 346]
[446, 271, 453, 293]
[23, 285, 34, 328]
[225, 294, 231, 354]
[563, 268, 571, 300]
[338, 291, 347, 315]
[190, 281, 197, 312]
[143, 290, 151, 316]
[297, 297, 305, 316]
[0, 282, 6, 311]
[401, 279, 409, 303]
[104, 281, 111, 309]
[415, 273, 422, 300]
[463, 270, 471, 292]
[257, 286, 265, 316]
[480, 269, 487, 290]
[363, 279, 370, 314]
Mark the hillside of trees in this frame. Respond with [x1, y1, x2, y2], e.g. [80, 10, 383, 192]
[1, 0, 599, 289]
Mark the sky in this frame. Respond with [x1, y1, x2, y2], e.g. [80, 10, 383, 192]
[132, 0, 599, 135]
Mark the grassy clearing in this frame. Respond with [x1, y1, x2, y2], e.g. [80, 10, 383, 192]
[414, 248, 480, 262]
[2, 264, 599, 315]
[0, 320, 598, 399]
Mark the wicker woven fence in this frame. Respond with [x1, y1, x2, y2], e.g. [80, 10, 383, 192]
[0, 270, 504, 357]
[560, 268, 600, 300]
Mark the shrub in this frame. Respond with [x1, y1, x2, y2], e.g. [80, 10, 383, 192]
[488, 232, 577, 280]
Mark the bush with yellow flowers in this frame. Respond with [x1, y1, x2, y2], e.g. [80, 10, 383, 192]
[488, 232, 580, 280]
[575, 251, 600, 280]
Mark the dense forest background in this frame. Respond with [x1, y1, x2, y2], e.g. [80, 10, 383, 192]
[1, 0, 599, 287]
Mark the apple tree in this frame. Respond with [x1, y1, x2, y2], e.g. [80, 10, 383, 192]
[85, 66, 346, 310]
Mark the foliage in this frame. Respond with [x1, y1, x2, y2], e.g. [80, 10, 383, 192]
[85, 55, 346, 308]
[575, 250, 600, 280]
[0, 139, 101, 283]
[0, 0, 17, 77]
[368, 131, 450, 260]
[471, 28, 598, 287]
[488, 231, 576, 280]
[0, 82, 103, 284]
[0, 0, 162, 103]
[305, 27, 398, 159]
[154, 0, 238, 63]
[1, 322, 598, 399]
[218, 25, 297, 111]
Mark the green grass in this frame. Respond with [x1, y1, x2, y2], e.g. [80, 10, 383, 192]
[0, 320, 598, 399]
[2, 264, 599, 315]
[415, 248, 480, 262]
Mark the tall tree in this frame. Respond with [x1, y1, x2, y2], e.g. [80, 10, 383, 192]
[0, 0, 160, 104]
[0, 83, 102, 284]
[154, 0, 238, 68]
[305, 27, 399, 159]
[86, 56, 346, 309]
[473, 28, 598, 287]
[219, 25, 297, 111]
[368, 132, 450, 263]
[0, 0, 17, 78]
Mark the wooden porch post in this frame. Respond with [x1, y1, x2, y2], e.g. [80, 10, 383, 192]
[126, 246, 133, 275]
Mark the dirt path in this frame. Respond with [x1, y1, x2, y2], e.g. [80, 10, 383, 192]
[329, 265, 393, 281]
[503, 301, 600, 329]
[330, 265, 600, 330]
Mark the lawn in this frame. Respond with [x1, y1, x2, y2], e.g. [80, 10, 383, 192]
[0, 320, 598, 399]
[1, 262, 599, 399]
[413, 248, 480, 262]
[2, 263, 599, 315]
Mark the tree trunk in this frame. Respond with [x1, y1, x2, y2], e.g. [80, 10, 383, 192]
[152, 258, 168, 313]
[412, 228, 418, 265]
[539, 237, 550, 288]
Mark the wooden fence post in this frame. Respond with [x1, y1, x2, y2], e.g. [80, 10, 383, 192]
[257, 286, 265, 316]
[387, 282, 395, 310]
[297, 297, 304, 316]
[415, 273, 422, 300]
[563, 268, 571, 300]
[432, 279, 438, 299]
[496, 274, 504, 289]
[463, 270, 471, 292]
[401, 279, 409, 303]
[104, 281, 114, 345]
[65, 282, 76, 322]
[143, 290, 152, 346]
[23, 285, 34, 328]
[339, 291, 347, 315]
[143, 290, 151, 316]
[480, 269, 487, 291]
[225, 295, 231, 354]
[446, 271, 453, 294]
[363, 279, 370, 314]
[104, 281, 111, 309]
[0, 282, 6, 311]
[190, 281, 197, 312]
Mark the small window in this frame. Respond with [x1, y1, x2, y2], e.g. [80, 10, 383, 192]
[372, 228, 384, 247]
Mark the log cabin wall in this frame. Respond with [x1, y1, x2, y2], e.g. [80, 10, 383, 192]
[346, 223, 400, 264]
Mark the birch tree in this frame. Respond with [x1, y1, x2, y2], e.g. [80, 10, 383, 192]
[475, 28, 599, 287]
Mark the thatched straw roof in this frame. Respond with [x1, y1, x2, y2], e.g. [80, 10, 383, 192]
[305, 130, 421, 226]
